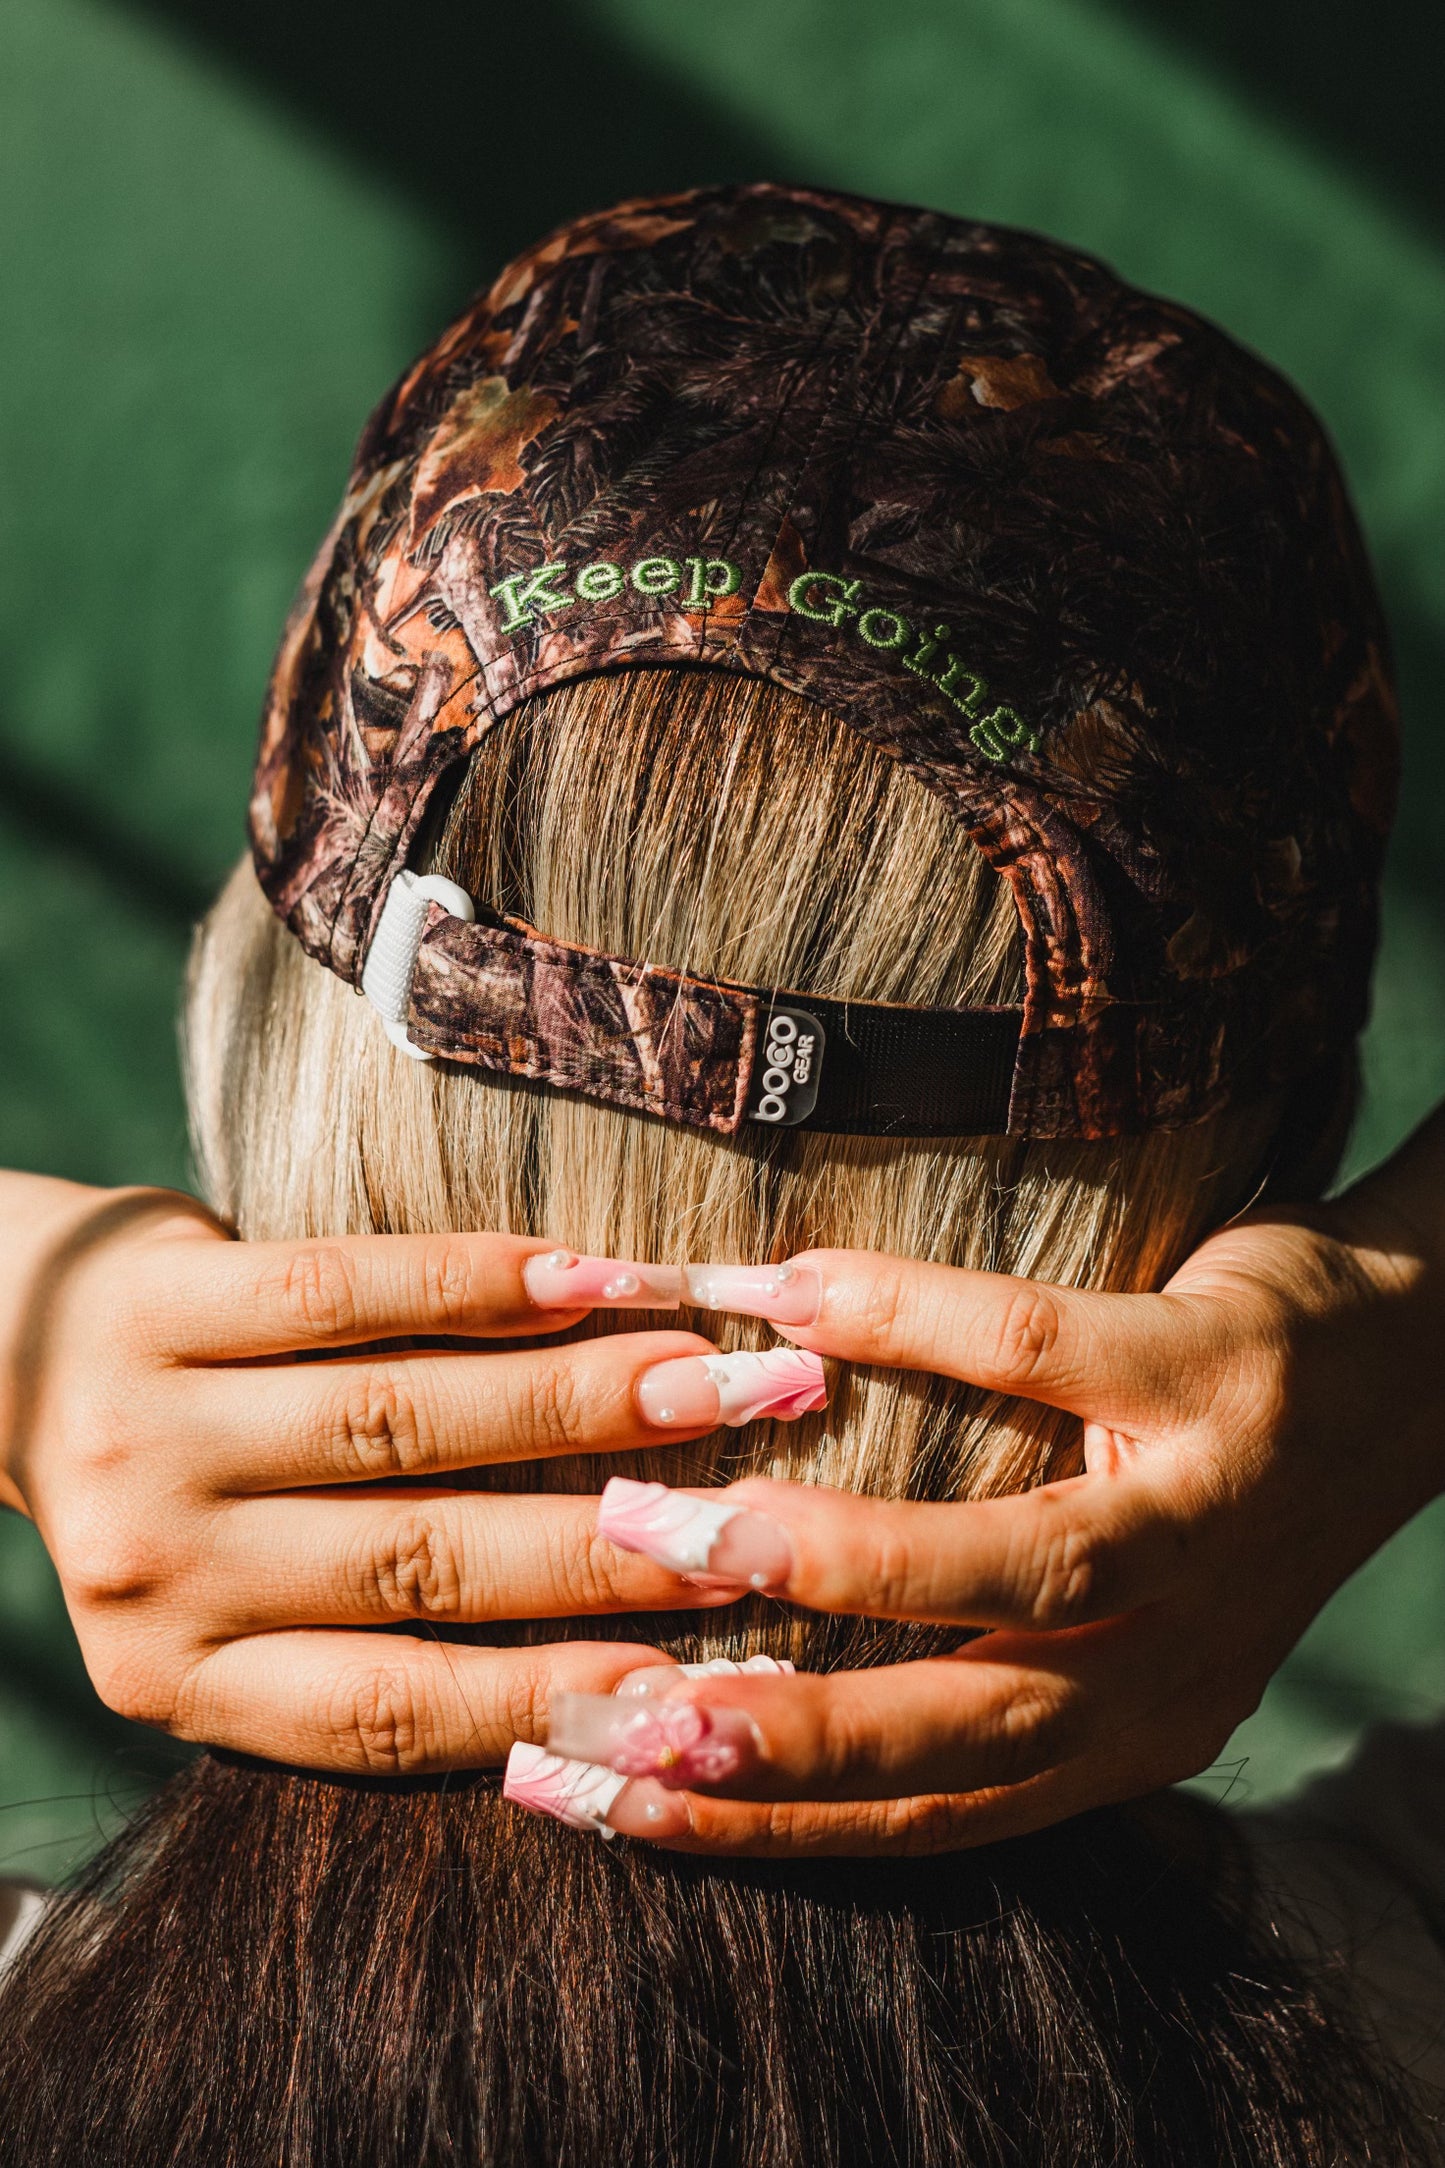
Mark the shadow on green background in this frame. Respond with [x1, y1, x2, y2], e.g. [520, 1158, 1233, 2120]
[2, 0, 1442, 1877]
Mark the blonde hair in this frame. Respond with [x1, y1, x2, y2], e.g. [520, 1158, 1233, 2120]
[187, 670, 1277, 1663]
[14, 668, 1421, 2168]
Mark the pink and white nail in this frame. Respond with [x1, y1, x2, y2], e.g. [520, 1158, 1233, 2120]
[598, 1476, 795, 1590]
[680, 1654, 795, 1678]
[681, 1261, 821, 1326]
[504, 1660, 795, 1837]
[546, 1694, 763, 1789]
[635, 1345, 827, 1430]
[523, 1249, 683, 1310]
[502, 1742, 631, 1836]
[503, 1742, 693, 1841]
[617, 1653, 795, 1697]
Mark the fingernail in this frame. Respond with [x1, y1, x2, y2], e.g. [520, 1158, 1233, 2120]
[634, 1346, 828, 1430]
[682, 1261, 821, 1327]
[604, 1777, 694, 1839]
[598, 1476, 795, 1589]
[523, 1249, 683, 1311]
[617, 1654, 796, 1698]
[546, 1693, 764, 1790]
[503, 1743, 691, 1838]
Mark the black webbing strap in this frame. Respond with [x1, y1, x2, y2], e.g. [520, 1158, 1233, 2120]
[748, 995, 1022, 1137]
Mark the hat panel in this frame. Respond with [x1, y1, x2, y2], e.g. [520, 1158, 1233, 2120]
[249, 182, 1397, 1137]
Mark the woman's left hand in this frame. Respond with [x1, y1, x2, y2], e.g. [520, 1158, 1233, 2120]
[548, 1186, 1445, 1854]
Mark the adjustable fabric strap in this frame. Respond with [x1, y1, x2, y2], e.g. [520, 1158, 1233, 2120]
[762, 995, 1021, 1136]
[366, 878, 1023, 1138]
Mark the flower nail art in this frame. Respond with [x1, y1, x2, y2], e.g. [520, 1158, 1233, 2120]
[546, 1694, 762, 1789]
[502, 1743, 630, 1836]
[505, 1658, 794, 1838]
[635, 1345, 827, 1430]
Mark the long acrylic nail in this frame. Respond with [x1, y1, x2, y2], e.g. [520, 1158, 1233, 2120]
[634, 1346, 827, 1431]
[523, 1249, 683, 1310]
[546, 1693, 764, 1790]
[598, 1476, 795, 1589]
[616, 1654, 796, 1698]
[682, 1261, 822, 1327]
[503, 1743, 691, 1838]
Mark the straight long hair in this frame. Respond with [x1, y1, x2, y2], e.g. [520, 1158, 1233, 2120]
[0, 671, 1431, 2164]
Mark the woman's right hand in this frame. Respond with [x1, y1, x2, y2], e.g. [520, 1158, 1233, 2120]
[0, 1172, 726, 1774]
[545, 1145, 1445, 1855]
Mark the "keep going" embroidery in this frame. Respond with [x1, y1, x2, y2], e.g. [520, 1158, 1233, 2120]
[488, 554, 1039, 764]
[786, 572, 1039, 762]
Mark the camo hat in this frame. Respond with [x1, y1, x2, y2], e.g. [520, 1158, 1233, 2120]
[249, 182, 1397, 1141]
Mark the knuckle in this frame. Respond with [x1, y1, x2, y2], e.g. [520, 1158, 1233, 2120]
[812, 1690, 876, 1791]
[419, 1240, 478, 1335]
[278, 1244, 361, 1341]
[500, 1653, 551, 1747]
[326, 1664, 432, 1775]
[104, 1278, 170, 1364]
[997, 1680, 1075, 1780]
[55, 1518, 164, 1612]
[88, 1645, 177, 1730]
[360, 1512, 466, 1623]
[331, 1368, 426, 1480]
[570, 1528, 630, 1613]
[513, 1360, 588, 1457]
[866, 1524, 926, 1617]
[53, 1409, 147, 1497]
[1021, 1510, 1105, 1628]
[849, 1268, 914, 1360]
[869, 1793, 976, 1855]
[760, 1798, 812, 1850]
[990, 1286, 1066, 1389]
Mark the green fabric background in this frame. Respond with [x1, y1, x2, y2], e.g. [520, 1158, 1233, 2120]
[2, 0, 1442, 1880]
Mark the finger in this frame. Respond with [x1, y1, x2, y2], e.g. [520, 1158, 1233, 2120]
[159, 1232, 682, 1361]
[632, 1675, 1225, 1857]
[198, 1490, 735, 1631]
[171, 1632, 664, 1772]
[199, 1331, 720, 1491]
[713, 1250, 1211, 1425]
[630, 1751, 1153, 1858]
[596, 1467, 1201, 1632]
[546, 1649, 1090, 1805]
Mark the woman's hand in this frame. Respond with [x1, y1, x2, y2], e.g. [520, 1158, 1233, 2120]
[0, 1172, 735, 1775]
[548, 1121, 1445, 1854]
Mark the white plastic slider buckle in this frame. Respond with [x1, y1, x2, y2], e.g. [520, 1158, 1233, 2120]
[359, 869, 475, 1062]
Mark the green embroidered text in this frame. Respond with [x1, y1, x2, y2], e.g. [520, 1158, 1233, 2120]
[487, 553, 1037, 767]
[787, 571, 1038, 763]
[490, 553, 741, 630]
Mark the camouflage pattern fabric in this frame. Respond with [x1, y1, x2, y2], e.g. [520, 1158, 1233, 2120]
[249, 182, 1397, 1139]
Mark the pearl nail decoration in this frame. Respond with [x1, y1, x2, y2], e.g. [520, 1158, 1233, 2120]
[523, 1252, 684, 1311]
